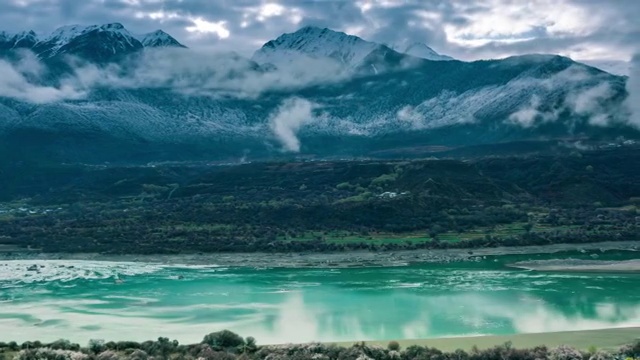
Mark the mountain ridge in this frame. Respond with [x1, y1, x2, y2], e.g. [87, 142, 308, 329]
[251, 26, 455, 70]
[0, 23, 636, 164]
[0, 23, 187, 62]
[135, 30, 187, 48]
[392, 41, 454, 61]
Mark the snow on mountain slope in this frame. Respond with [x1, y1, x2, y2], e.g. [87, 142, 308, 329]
[2, 24, 185, 61]
[0, 55, 624, 138]
[0, 30, 39, 50]
[252, 26, 384, 68]
[136, 30, 186, 48]
[38, 24, 90, 57]
[29, 23, 142, 60]
[394, 41, 454, 61]
[35, 24, 92, 57]
[0, 24, 634, 163]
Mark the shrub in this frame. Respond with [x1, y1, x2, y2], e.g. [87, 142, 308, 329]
[241, 337, 257, 354]
[388, 342, 401, 351]
[549, 345, 583, 360]
[355, 355, 374, 360]
[15, 348, 89, 360]
[127, 349, 149, 360]
[89, 339, 106, 354]
[197, 350, 236, 360]
[359, 345, 388, 360]
[116, 342, 142, 351]
[388, 350, 401, 359]
[451, 348, 469, 360]
[619, 340, 640, 358]
[588, 350, 613, 360]
[202, 331, 245, 349]
[97, 350, 121, 360]
[48, 340, 80, 351]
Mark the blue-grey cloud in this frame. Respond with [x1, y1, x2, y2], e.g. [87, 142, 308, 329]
[1, 0, 639, 74]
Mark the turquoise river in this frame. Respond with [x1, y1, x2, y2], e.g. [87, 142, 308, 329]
[1, 251, 639, 344]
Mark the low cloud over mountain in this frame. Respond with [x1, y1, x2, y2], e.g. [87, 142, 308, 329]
[0, 23, 637, 163]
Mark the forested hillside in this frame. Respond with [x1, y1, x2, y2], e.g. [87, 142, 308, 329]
[0, 147, 638, 254]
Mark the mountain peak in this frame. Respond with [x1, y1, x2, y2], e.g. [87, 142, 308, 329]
[136, 29, 186, 48]
[0, 29, 39, 50]
[101, 23, 125, 30]
[393, 41, 454, 61]
[31, 23, 141, 61]
[252, 26, 382, 68]
[46, 24, 88, 42]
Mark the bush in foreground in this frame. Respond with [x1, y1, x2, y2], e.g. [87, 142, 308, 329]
[2, 331, 639, 360]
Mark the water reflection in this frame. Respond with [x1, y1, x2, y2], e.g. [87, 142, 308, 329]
[0, 261, 639, 344]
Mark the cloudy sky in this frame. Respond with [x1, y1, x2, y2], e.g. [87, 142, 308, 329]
[1, 0, 638, 74]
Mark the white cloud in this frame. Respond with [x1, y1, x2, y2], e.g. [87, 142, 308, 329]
[186, 18, 230, 39]
[0, 46, 352, 105]
[508, 95, 557, 127]
[625, 54, 640, 128]
[66, 47, 350, 99]
[569, 83, 614, 115]
[397, 105, 424, 128]
[268, 98, 316, 152]
[0, 54, 85, 104]
[445, 0, 596, 45]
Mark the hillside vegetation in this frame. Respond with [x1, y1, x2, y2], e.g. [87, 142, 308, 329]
[0, 147, 638, 254]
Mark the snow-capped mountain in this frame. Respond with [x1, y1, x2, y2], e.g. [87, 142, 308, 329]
[0, 23, 186, 62]
[33, 24, 94, 58]
[252, 26, 455, 70]
[252, 26, 386, 68]
[393, 41, 454, 61]
[0, 30, 39, 50]
[31, 23, 142, 61]
[0, 24, 635, 164]
[135, 30, 186, 48]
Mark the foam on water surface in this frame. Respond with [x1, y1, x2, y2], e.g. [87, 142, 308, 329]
[0, 260, 225, 283]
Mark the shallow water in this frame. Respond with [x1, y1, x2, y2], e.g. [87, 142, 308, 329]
[0, 252, 639, 345]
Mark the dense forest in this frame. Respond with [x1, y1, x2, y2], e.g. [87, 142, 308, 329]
[0, 146, 638, 254]
[1, 330, 639, 360]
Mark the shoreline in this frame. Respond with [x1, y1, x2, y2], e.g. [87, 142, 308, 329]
[508, 259, 640, 272]
[328, 327, 640, 351]
[0, 241, 638, 268]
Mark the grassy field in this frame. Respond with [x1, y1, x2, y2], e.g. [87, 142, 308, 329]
[332, 327, 640, 351]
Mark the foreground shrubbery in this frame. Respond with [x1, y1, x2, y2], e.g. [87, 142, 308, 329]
[0, 331, 639, 360]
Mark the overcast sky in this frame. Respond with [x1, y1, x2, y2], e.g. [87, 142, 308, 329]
[1, 0, 638, 74]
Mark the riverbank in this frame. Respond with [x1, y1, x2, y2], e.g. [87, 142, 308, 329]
[508, 259, 640, 272]
[0, 241, 638, 268]
[332, 327, 640, 351]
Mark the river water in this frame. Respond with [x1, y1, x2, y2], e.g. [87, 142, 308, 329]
[0, 251, 639, 345]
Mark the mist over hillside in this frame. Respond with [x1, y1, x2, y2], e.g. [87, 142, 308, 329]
[0, 23, 638, 164]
